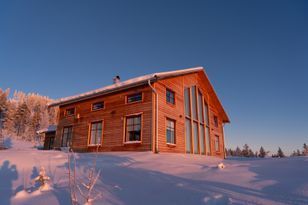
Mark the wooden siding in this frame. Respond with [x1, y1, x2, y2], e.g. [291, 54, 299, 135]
[154, 72, 225, 157]
[54, 85, 153, 152]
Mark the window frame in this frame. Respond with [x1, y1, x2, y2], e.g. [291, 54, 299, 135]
[124, 113, 142, 143]
[215, 135, 220, 152]
[166, 118, 176, 145]
[65, 108, 75, 117]
[166, 88, 175, 105]
[61, 126, 73, 147]
[91, 101, 105, 111]
[88, 120, 103, 146]
[126, 92, 143, 104]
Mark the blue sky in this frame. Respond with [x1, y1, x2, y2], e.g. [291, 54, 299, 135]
[0, 0, 307, 154]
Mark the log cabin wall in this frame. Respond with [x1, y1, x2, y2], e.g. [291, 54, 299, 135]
[154, 72, 225, 157]
[54, 85, 153, 152]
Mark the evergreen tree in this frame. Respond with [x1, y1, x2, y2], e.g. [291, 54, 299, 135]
[242, 144, 250, 157]
[296, 149, 301, 156]
[277, 147, 285, 158]
[258, 146, 267, 158]
[235, 146, 242, 157]
[302, 143, 308, 156]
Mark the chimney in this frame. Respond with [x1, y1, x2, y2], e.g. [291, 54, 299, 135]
[113, 75, 121, 84]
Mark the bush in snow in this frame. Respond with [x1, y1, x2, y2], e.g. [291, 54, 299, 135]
[34, 166, 50, 191]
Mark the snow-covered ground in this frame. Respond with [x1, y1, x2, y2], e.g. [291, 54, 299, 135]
[1, 138, 308, 205]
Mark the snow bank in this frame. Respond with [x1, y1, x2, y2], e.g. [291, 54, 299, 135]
[1, 138, 308, 205]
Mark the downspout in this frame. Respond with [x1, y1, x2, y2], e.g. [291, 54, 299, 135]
[148, 79, 159, 153]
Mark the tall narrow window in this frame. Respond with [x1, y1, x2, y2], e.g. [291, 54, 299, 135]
[185, 119, 191, 153]
[200, 126, 205, 154]
[127, 93, 142, 103]
[204, 101, 211, 155]
[89, 121, 102, 145]
[184, 88, 191, 116]
[193, 122, 199, 154]
[215, 135, 220, 152]
[166, 89, 175, 104]
[166, 118, 175, 144]
[125, 115, 141, 142]
[198, 91, 204, 123]
[62, 126, 73, 147]
[191, 86, 197, 120]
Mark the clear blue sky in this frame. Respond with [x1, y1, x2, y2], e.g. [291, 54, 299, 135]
[1, 0, 307, 154]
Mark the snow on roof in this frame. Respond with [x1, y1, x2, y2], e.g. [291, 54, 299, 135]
[48, 67, 204, 107]
[37, 125, 57, 134]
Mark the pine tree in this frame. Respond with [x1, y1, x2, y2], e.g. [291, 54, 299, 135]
[235, 146, 242, 156]
[302, 143, 308, 156]
[258, 146, 267, 158]
[296, 149, 301, 156]
[242, 144, 250, 157]
[277, 147, 285, 158]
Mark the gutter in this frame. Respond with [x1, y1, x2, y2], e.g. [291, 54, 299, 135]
[148, 78, 159, 153]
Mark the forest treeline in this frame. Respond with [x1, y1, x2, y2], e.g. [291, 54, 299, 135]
[0, 88, 57, 141]
[226, 143, 308, 158]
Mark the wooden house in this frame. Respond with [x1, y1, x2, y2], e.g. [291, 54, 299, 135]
[48, 67, 230, 157]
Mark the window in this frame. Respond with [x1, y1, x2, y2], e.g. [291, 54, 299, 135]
[198, 91, 204, 123]
[214, 116, 218, 127]
[92, 102, 104, 111]
[127, 93, 142, 103]
[125, 115, 141, 142]
[204, 101, 211, 155]
[166, 89, 175, 104]
[166, 118, 175, 144]
[193, 122, 199, 154]
[89, 121, 102, 145]
[184, 88, 191, 116]
[62, 126, 73, 147]
[191, 86, 197, 120]
[200, 126, 205, 154]
[66, 108, 75, 116]
[215, 135, 220, 152]
[185, 119, 191, 153]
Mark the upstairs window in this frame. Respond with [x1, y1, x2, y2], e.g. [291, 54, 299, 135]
[92, 102, 104, 111]
[214, 116, 218, 127]
[166, 89, 175, 104]
[127, 93, 142, 103]
[66, 108, 75, 116]
[166, 118, 176, 144]
[125, 115, 142, 142]
[89, 121, 103, 145]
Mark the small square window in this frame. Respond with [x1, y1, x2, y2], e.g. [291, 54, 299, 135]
[166, 89, 175, 104]
[92, 102, 104, 111]
[127, 93, 142, 103]
[66, 108, 75, 116]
